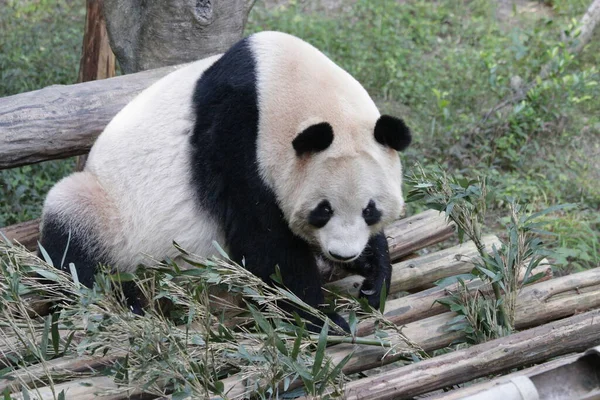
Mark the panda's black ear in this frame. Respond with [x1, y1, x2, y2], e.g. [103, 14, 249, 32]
[292, 122, 334, 156]
[374, 115, 411, 151]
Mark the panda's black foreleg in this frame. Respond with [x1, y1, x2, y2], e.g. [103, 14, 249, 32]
[352, 231, 392, 310]
[226, 229, 349, 333]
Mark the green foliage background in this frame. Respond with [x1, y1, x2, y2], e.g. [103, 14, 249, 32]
[0, 0, 598, 272]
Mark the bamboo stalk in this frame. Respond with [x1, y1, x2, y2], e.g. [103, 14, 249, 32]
[337, 309, 600, 400]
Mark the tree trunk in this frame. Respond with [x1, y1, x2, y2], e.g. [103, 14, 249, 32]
[75, 0, 116, 171]
[103, 0, 256, 74]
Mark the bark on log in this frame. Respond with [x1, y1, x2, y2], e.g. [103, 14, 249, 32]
[338, 309, 600, 400]
[103, 0, 255, 74]
[429, 353, 582, 400]
[327, 234, 501, 298]
[0, 64, 184, 169]
[0, 219, 40, 251]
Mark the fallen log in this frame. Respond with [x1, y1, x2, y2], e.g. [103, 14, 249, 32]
[322, 309, 600, 400]
[0, 64, 185, 169]
[429, 350, 598, 399]
[0, 219, 40, 252]
[357, 261, 552, 336]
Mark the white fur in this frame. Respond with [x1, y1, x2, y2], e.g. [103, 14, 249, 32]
[44, 55, 225, 271]
[253, 32, 404, 262]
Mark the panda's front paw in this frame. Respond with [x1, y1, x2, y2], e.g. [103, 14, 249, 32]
[327, 311, 350, 334]
[305, 311, 350, 334]
[359, 279, 384, 310]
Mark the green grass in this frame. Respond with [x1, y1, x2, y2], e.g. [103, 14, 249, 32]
[1, 0, 598, 271]
[0, 0, 84, 225]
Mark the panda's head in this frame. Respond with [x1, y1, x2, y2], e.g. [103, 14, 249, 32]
[287, 115, 411, 263]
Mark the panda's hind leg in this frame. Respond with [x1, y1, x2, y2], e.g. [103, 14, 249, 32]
[39, 172, 142, 311]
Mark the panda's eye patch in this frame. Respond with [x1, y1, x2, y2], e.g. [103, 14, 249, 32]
[363, 200, 382, 225]
[308, 200, 333, 228]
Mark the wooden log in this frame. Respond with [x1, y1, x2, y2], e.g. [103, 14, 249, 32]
[357, 261, 552, 336]
[515, 267, 600, 329]
[0, 219, 40, 251]
[222, 267, 600, 398]
[327, 234, 501, 298]
[0, 354, 121, 393]
[10, 376, 138, 400]
[337, 309, 600, 400]
[385, 209, 454, 261]
[6, 267, 600, 399]
[428, 353, 581, 399]
[0, 64, 185, 169]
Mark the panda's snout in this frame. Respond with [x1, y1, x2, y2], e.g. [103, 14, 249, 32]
[328, 251, 359, 262]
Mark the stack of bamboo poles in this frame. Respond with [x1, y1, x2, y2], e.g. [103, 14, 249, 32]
[2, 209, 600, 399]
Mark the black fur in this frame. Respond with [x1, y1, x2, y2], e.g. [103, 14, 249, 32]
[189, 39, 348, 332]
[351, 231, 392, 308]
[308, 200, 333, 228]
[292, 122, 334, 156]
[374, 115, 412, 151]
[39, 215, 99, 288]
[39, 216, 144, 314]
[362, 200, 382, 226]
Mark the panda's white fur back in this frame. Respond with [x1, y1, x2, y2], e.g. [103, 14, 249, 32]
[44, 55, 225, 270]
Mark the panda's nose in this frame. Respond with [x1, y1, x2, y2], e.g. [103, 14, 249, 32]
[329, 252, 358, 262]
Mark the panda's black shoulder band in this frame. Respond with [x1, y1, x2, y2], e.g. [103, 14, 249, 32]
[292, 122, 334, 156]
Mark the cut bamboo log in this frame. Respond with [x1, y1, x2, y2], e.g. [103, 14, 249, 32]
[336, 309, 600, 400]
[327, 234, 501, 298]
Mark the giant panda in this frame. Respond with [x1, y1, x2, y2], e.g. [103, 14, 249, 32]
[39, 31, 411, 331]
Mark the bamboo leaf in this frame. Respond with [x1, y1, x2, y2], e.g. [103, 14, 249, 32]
[312, 320, 328, 377]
